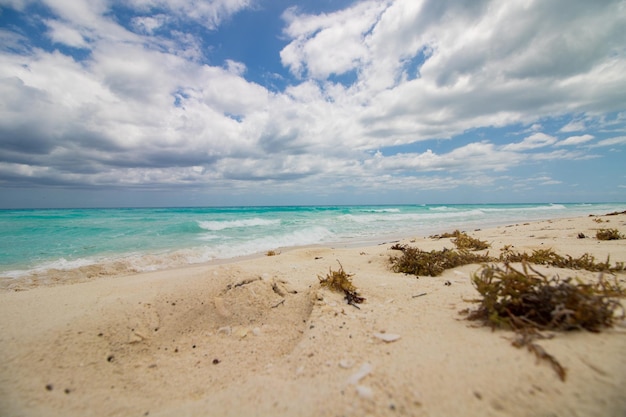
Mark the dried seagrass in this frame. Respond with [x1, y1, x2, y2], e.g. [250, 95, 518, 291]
[318, 262, 365, 307]
[389, 245, 491, 277]
[466, 262, 625, 380]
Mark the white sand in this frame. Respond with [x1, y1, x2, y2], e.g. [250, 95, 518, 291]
[1, 213, 625, 416]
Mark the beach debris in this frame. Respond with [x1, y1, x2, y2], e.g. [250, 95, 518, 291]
[577, 232, 586, 239]
[498, 247, 624, 272]
[389, 245, 491, 277]
[467, 262, 625, 331]
[465, 262, 625, 380]
[271, 299, 285, 308]
[339, 359, 355, 369]
[596, 228, 624, 240]
[233, 326, 249, 338]
[427, 230, 490, 251]
[347, 362, 373, 385]
[391, 244, 624, 278]
[412, 292, 427, 298]
[356, 384, 374, 400]
[318, 261, 365, 308]
[373, 332, 401, 343]
[224, 277, 262, 291]
[217, 326, 232, 336]
[271, 278, 297, 297]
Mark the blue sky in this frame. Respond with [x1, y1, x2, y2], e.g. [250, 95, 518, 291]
[0, 0, 625, 208]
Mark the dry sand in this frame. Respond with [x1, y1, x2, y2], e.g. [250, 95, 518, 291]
[1, 213, 625, 417]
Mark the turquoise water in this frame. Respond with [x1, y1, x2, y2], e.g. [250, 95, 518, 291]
[1, 203, 623, 278]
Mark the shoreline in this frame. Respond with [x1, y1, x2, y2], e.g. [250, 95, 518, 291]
[0, 212, 625, 416]
[3, 209, 624, 291]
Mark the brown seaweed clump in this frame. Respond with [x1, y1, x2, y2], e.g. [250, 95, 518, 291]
[429, 230, 490, 251]
[465, 262, 625, 380]
[498, 247, 624, 272]
[389, 245, 491, 277]
[318, 262, 365, 307]
[596, 228, 624, 241]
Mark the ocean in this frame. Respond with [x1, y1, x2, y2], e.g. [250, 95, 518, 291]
[1, 203, 623, 279]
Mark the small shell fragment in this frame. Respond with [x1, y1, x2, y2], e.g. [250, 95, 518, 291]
[217, 326, 232, 336]
[347, 362, 373, 385]
[233, 326, 249, 338]
[356, 384, 374, 399]
[373, 332, 401, 342]
[339, 359, 354, 369]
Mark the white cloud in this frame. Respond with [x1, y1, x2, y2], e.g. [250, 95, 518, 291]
[1, 0, 625, 201]
[591, 136, 626, 147]
[44, 19, 90, 48]
[555, 134, 594, 147]
[502, 133, 557, 151]
[559, 120, 586, 133]
[125, 0, 253, 30]
[131, 15, 169, 34]
[280, 1, 389, 79]
[224, 59, 246, 76]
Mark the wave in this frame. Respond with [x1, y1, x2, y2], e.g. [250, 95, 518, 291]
[1, 256, 99, 278]
[357, 208, 401, 213]
[0, 226, 335, 283]
[339, 209, 486, 224]
[197, 218, 281, 231]
[427, 206, 455, 211]
[480, 203, 567, 213]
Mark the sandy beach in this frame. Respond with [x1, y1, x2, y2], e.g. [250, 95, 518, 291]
[1, 212, 625, 417]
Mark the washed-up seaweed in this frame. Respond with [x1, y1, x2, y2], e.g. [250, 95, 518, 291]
[318, 262, 365, 308]
[596, 228, 624, 241]
[465, 262, 625, 380]
[498, 247, 624, 272]
[429, 230, 490, 251]
[389, 245, 491, 277]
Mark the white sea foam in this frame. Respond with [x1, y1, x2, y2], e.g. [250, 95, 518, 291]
[121, 226, 335, 272]
[1, 257, 99, 278]
[359, 208, 401, 213]
[197, 218, 281, 231]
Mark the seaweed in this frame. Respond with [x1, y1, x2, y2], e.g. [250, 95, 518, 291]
[498, 247, 623, 272]
[391, 243, 624, 278]
[430, 230, 490, 250]
[596, 228, 624, 241]
[465, 262, 625, 380]
[389, 245, 491, 277]
[452, 232, 490, 251]
[318, 262, 365, 307]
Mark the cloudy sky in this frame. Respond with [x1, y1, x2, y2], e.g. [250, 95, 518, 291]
[0, 0, 625, 208]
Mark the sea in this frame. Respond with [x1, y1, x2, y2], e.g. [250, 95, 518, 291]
[1, 203, 624, 280]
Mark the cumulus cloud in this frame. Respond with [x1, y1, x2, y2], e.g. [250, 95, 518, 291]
[0, 0, 625, 203]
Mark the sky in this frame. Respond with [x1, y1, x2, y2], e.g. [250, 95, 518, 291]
[0, 0, 625, 208]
